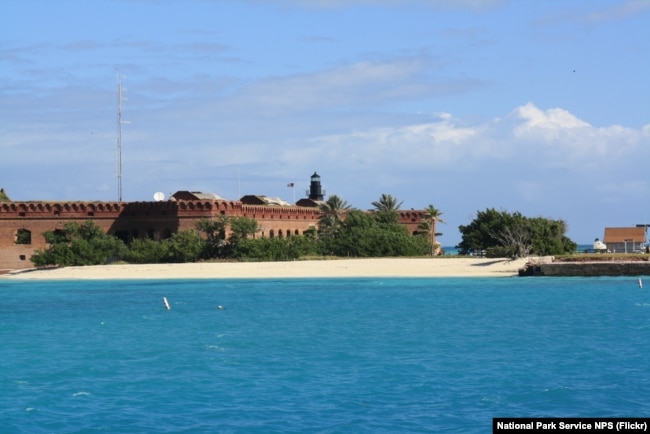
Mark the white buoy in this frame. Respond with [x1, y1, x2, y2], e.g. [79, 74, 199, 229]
[217, 305, 224, 310]
[163, 297, 171, 310]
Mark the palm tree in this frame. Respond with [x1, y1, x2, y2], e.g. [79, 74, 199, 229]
[423, 204, 445, 255]
[318, 195, 353, 238]
[371, 193, 403, 225]
[371, 193, 403, 212]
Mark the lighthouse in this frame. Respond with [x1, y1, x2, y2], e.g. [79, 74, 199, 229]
[308, 172, 325, 201]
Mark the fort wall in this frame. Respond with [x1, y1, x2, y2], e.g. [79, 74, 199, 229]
[0, 200, 326, 271]
[1, 199, 426, 272]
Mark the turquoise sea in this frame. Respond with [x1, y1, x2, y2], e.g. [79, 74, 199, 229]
[1, 276, 649, 433]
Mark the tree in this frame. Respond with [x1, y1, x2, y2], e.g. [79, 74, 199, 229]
[526, 216, 577, 256]
[457, 208, 577, 258]
[196, 216, 229, 258]
[423, 204, 445, 255]
[318, 194, 353, 239]
[232, 235, 319, 261]
[228, 216, 260, 243]
[371, 193, 403, 212]
[488, 220, 532, 258]
[165, 230, 203, 263]
[31, 220, 127, 267]
[123, 238, 169, 264]
[371, 193, 403, 225]
[322, 210, 429, 257]
[457, 208, 515, 256]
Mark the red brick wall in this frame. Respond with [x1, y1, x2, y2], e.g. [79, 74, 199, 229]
[1, 200, 425, 271]
[0, 200, 324, 270]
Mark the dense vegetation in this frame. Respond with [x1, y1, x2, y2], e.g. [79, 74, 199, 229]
[30, 194, 434, 266]
[32, 221, 128, 267]
[457, 208, 577, 258]
[30, 198, 580, 267]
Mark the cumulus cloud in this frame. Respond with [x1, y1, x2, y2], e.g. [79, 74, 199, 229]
[294, 102, 649, 177]
[506, 103, 647, 167]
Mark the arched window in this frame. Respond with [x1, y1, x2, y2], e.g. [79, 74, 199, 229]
[15, 228, 31, 245]
[269, 229, 275, 238]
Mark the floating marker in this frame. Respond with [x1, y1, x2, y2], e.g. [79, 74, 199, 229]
[639, 278, 643, 289]
[163, 297, 171, 310]
[217, 305, 224, 310]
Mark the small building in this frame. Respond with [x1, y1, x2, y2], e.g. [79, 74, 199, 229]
[603, 227, 647, 253]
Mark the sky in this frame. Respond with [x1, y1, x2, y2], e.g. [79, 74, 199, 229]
[1, 0, 649, 246]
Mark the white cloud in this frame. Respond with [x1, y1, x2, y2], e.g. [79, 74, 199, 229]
[507, 103, 648, 168]
[513, 103, 591, 130]
[290, 102, 649, 179]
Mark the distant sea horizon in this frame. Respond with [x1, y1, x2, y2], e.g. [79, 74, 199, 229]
[442, 243, 597, 255]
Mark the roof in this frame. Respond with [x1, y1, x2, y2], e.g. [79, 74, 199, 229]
[240, 195, 291, 207]
[295, 198, 323, 208]
[603, 227, 646, 243]
[171, 191, 224, 201]
[0, 188, 10, 202]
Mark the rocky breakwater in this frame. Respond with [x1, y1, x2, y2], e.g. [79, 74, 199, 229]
[519, 256, 650, 277]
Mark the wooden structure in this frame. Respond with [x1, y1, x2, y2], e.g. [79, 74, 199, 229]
[603, 227, 647, 253]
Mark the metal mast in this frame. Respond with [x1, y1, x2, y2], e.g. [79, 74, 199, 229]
[116, 70, 123, 202]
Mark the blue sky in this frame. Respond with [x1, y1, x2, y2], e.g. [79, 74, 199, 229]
[1, 0, 649, 245]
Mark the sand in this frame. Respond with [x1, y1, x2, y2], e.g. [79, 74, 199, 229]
[2, 257, 530, 280]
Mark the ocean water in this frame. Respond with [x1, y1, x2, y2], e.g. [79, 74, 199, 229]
[1, 276, 649, 433]
[441, 243, 597, 255]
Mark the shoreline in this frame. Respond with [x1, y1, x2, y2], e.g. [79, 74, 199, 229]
[1, 257, 529, 280]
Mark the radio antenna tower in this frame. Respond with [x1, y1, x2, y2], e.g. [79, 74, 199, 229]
[116, 70, 125, 201]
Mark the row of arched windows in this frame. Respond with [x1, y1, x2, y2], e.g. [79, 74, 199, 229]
[241, 205, 319, 219]
[399, 211, 425, 222]
[266, 229, 302, 238]
[176, 200, 239, 211]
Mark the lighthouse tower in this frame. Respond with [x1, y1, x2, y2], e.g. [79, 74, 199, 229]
[307, 172, 325, 201]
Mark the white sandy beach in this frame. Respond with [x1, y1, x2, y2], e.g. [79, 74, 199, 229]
[2, 257, 530, 280]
